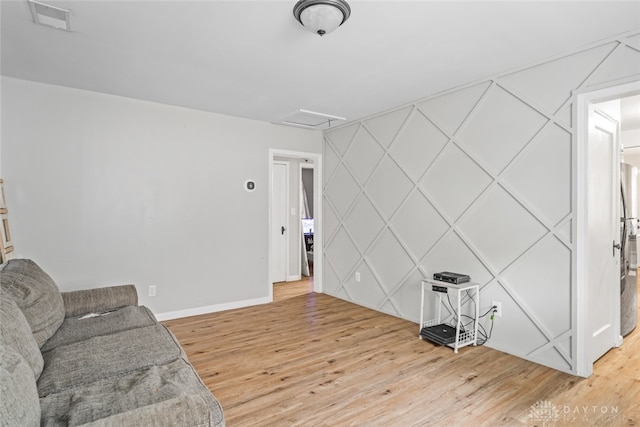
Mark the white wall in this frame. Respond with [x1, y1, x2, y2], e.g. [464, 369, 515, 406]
[0, 77, 322, 317]
[622, 113, 640, 226]
[302, 167, 314, 218]
[323, 29, 640, 374]
[623, 128, 640, 149]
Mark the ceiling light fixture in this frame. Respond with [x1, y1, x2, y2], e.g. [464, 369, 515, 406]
[293, 0, 351, 37]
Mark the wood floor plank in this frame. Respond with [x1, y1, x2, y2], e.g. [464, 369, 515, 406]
[163, 276, 640, 426]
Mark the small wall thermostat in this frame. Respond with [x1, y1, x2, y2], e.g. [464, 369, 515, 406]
[245, 180, 256, 192]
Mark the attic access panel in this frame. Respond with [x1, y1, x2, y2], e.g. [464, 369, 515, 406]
[278, 110, 345, 130]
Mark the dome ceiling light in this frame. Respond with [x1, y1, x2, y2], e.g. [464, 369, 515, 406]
[293, 0, 351, 37]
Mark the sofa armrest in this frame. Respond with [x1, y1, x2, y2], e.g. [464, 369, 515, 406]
[61, 285, 138, 317]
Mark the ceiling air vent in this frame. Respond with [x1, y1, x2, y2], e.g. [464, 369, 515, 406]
[28, 0, 71, 31]
[278, 109, 345, 130]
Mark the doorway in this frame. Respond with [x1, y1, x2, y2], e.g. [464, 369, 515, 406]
[575, 80, 640, 377]
[268, 149, 323, 302]
[301, 162, 315, 278]
[622, 136, 639, 341]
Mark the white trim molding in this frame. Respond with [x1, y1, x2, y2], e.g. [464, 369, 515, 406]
[155, 296, 271, 322]
[268, 148, 324, 298]
[322, 29, 640, 376]
[574, 79, 640, 377]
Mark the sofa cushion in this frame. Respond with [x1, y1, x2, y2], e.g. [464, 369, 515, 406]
[42, 305, 157, 352]
[40, 358, 224, 427]
[38, 324, 184, 397]
[79, 396, 217, 427]
[1, 259, 65, 348]
[0, 345, 41, 427]
[0, 292, 44, 379]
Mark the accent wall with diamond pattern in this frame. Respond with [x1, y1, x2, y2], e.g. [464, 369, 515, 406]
[323, 30, 640, 374]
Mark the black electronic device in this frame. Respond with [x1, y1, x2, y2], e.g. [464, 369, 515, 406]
[420, 323, 458, 345]
[433, 271, 470, 284]
[431, 284, 448, 293]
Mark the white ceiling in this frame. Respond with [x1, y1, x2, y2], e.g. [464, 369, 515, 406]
[1, 1, 640, 127]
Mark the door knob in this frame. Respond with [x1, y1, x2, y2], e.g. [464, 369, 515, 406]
[281, 226, 286, 235]
[613, 240, 621, 256]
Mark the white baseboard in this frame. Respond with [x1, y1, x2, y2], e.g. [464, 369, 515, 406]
[287, 275, 302, 282]
[155, 296, 271, 322]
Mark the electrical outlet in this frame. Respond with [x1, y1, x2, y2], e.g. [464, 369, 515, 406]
[355, 272, 361, 282]
[148, 285, 157, 297]
[491, 300, 502, 317]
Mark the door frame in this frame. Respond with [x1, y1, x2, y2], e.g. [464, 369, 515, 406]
[574, 79, 640, 377]
[268, 149, 323, 301]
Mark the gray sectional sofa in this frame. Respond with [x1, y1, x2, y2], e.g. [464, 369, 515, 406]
[0, 258, 224, 426]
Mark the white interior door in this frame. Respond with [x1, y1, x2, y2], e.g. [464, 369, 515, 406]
[587, 107, 621, 364]
[271, 161, 288, 283]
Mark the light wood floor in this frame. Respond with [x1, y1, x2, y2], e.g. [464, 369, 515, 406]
[163, 276, 640, 426]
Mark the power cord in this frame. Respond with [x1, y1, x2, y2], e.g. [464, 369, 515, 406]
[443, 291, 496, 346]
